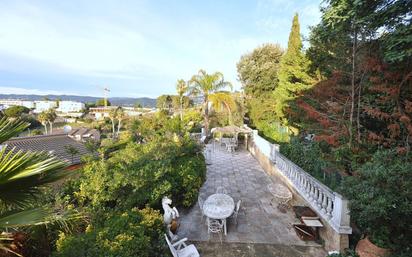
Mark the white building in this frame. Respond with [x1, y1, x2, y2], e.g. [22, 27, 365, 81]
[34, 101, 57, 113]
[89, 106, 118, 120]
[0, 99, 35, 109]
[57, 101, 85, 113]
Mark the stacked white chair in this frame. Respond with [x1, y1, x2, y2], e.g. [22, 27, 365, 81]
[164, 234, 200, 257]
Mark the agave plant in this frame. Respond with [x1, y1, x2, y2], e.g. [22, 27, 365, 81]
[0, 117, 82, 255]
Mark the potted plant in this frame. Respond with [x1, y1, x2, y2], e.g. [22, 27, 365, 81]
[342, 150, 412, 256]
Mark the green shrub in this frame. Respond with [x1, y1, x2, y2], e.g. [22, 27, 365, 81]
[54, 207, 166, 257]
[77, 135, 206, 211]
[342, 150, 412, 253]
[31, 129, 44, 135]
[280, 137, 341, 189]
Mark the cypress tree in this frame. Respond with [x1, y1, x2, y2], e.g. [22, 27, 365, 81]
[275, 13, 313, 124]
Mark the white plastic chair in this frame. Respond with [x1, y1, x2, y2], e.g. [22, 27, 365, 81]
[216, 186, 227, 194]
[164, 234, 200, 257]
[207, 219, 224, 243]
[230, 199, 242, 225]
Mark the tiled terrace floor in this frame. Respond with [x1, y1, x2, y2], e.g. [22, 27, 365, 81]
[177, 144, 326, 257]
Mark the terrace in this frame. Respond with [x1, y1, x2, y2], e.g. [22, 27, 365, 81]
[175, 136, 340, 257]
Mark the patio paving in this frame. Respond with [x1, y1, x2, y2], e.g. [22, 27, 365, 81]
[177, 144, 326, 256]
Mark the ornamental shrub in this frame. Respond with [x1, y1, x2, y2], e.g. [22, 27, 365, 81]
[342, 150, 412, 253]
[54, 208, 166, 257]
[77, 135, 206, 211]
[279, 137, 343, 189]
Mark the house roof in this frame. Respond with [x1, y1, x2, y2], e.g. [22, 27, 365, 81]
[4, 134, 90, 165]
[68, 127, 100, 140]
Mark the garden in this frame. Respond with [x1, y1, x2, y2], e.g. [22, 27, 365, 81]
[0, 113, 206, 257]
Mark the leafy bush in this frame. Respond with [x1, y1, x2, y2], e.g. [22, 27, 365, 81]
[137, 112, 181, 141]
[31, 129, 44, 135]
[4, 105, 30, 117]
[280, 137, 341, 189]
[342, 150, 412, 253]
[77, 135, 206, 211]
[182, 109, 203, 133]
[54, 207, 166, 257]
[52, 113, 206, 256]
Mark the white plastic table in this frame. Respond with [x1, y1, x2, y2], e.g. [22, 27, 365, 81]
[267, 183, 293, 205]
[203, 193, 235, 235]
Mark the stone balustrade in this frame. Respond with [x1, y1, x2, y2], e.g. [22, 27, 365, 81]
[250, 130, 352, 235]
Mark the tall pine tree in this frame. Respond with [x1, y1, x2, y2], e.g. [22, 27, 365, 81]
[275, 13, 313, 124]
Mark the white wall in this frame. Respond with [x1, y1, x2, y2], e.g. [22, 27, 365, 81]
[57, 101, 85, 113]
[34, 101, 57, 113]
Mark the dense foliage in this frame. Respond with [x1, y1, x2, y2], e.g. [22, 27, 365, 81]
[342, 150, 412, 253]
[54, 207, 165, 257]
[77, 136, 206, 210]
[280, 138, 342, 190]
[156, 94, 192, 111]
[0, 118, 77, 256]
[275, 13, 313, 124]
[52, 115, 206, 256]
[237, 43, 283, 97]
[237, 1, 411, 254]
[3, 106, 30, 117]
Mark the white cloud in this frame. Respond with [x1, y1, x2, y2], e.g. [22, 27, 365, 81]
[0, 86, 78, 96]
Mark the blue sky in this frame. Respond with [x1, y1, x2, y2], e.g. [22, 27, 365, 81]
[0, 0, 321, 98]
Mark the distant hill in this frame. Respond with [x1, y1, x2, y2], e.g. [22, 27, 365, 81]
[0, 94, 157, 108]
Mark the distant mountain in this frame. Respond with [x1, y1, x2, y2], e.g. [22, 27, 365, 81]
[0, 94, 157, 108]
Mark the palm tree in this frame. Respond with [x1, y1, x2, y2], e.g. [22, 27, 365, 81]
[116, 107, 126, 138]
[0, 117, 77, 255]
[208, 92, 236, 125]
[38, 111, 49, 135]
[47, 109, 57, 134]
[176, 79, 188, 121]
[189, 69, 232, 135]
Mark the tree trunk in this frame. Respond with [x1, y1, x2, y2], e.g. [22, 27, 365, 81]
[203, 97, 209, 136]
[49, 122, 53, 134]
[357, 83, 362, 143]
[349, 28, 357, 148]
[112, 119, 116, 139]
[43, 123, 48, 135]
[117, 119, 122, 137]
[180, 96, 183, 121]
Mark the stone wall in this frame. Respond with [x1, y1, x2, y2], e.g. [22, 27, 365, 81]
[247, 139, 349, 252]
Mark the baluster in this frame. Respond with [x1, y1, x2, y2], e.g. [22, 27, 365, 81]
[308, 183, 314, 200]
[326, 197, 333, 219]
[305, 180, 310, 196]
[312, 187, 319, 205]
[321, 194, 328, 213]
[317, 189, 323, 208]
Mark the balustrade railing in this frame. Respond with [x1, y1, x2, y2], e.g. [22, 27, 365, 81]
[250, 129, 351, 234]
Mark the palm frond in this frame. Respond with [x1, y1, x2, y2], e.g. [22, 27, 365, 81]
[0, 207, 85, 229]
[0, 147, 68, 208]
[0, 118, 29, 144]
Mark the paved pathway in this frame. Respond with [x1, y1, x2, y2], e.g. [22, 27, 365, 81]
[177, 144, 325, 256]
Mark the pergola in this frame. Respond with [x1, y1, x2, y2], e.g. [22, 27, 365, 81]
[211, 125, 253, 149]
